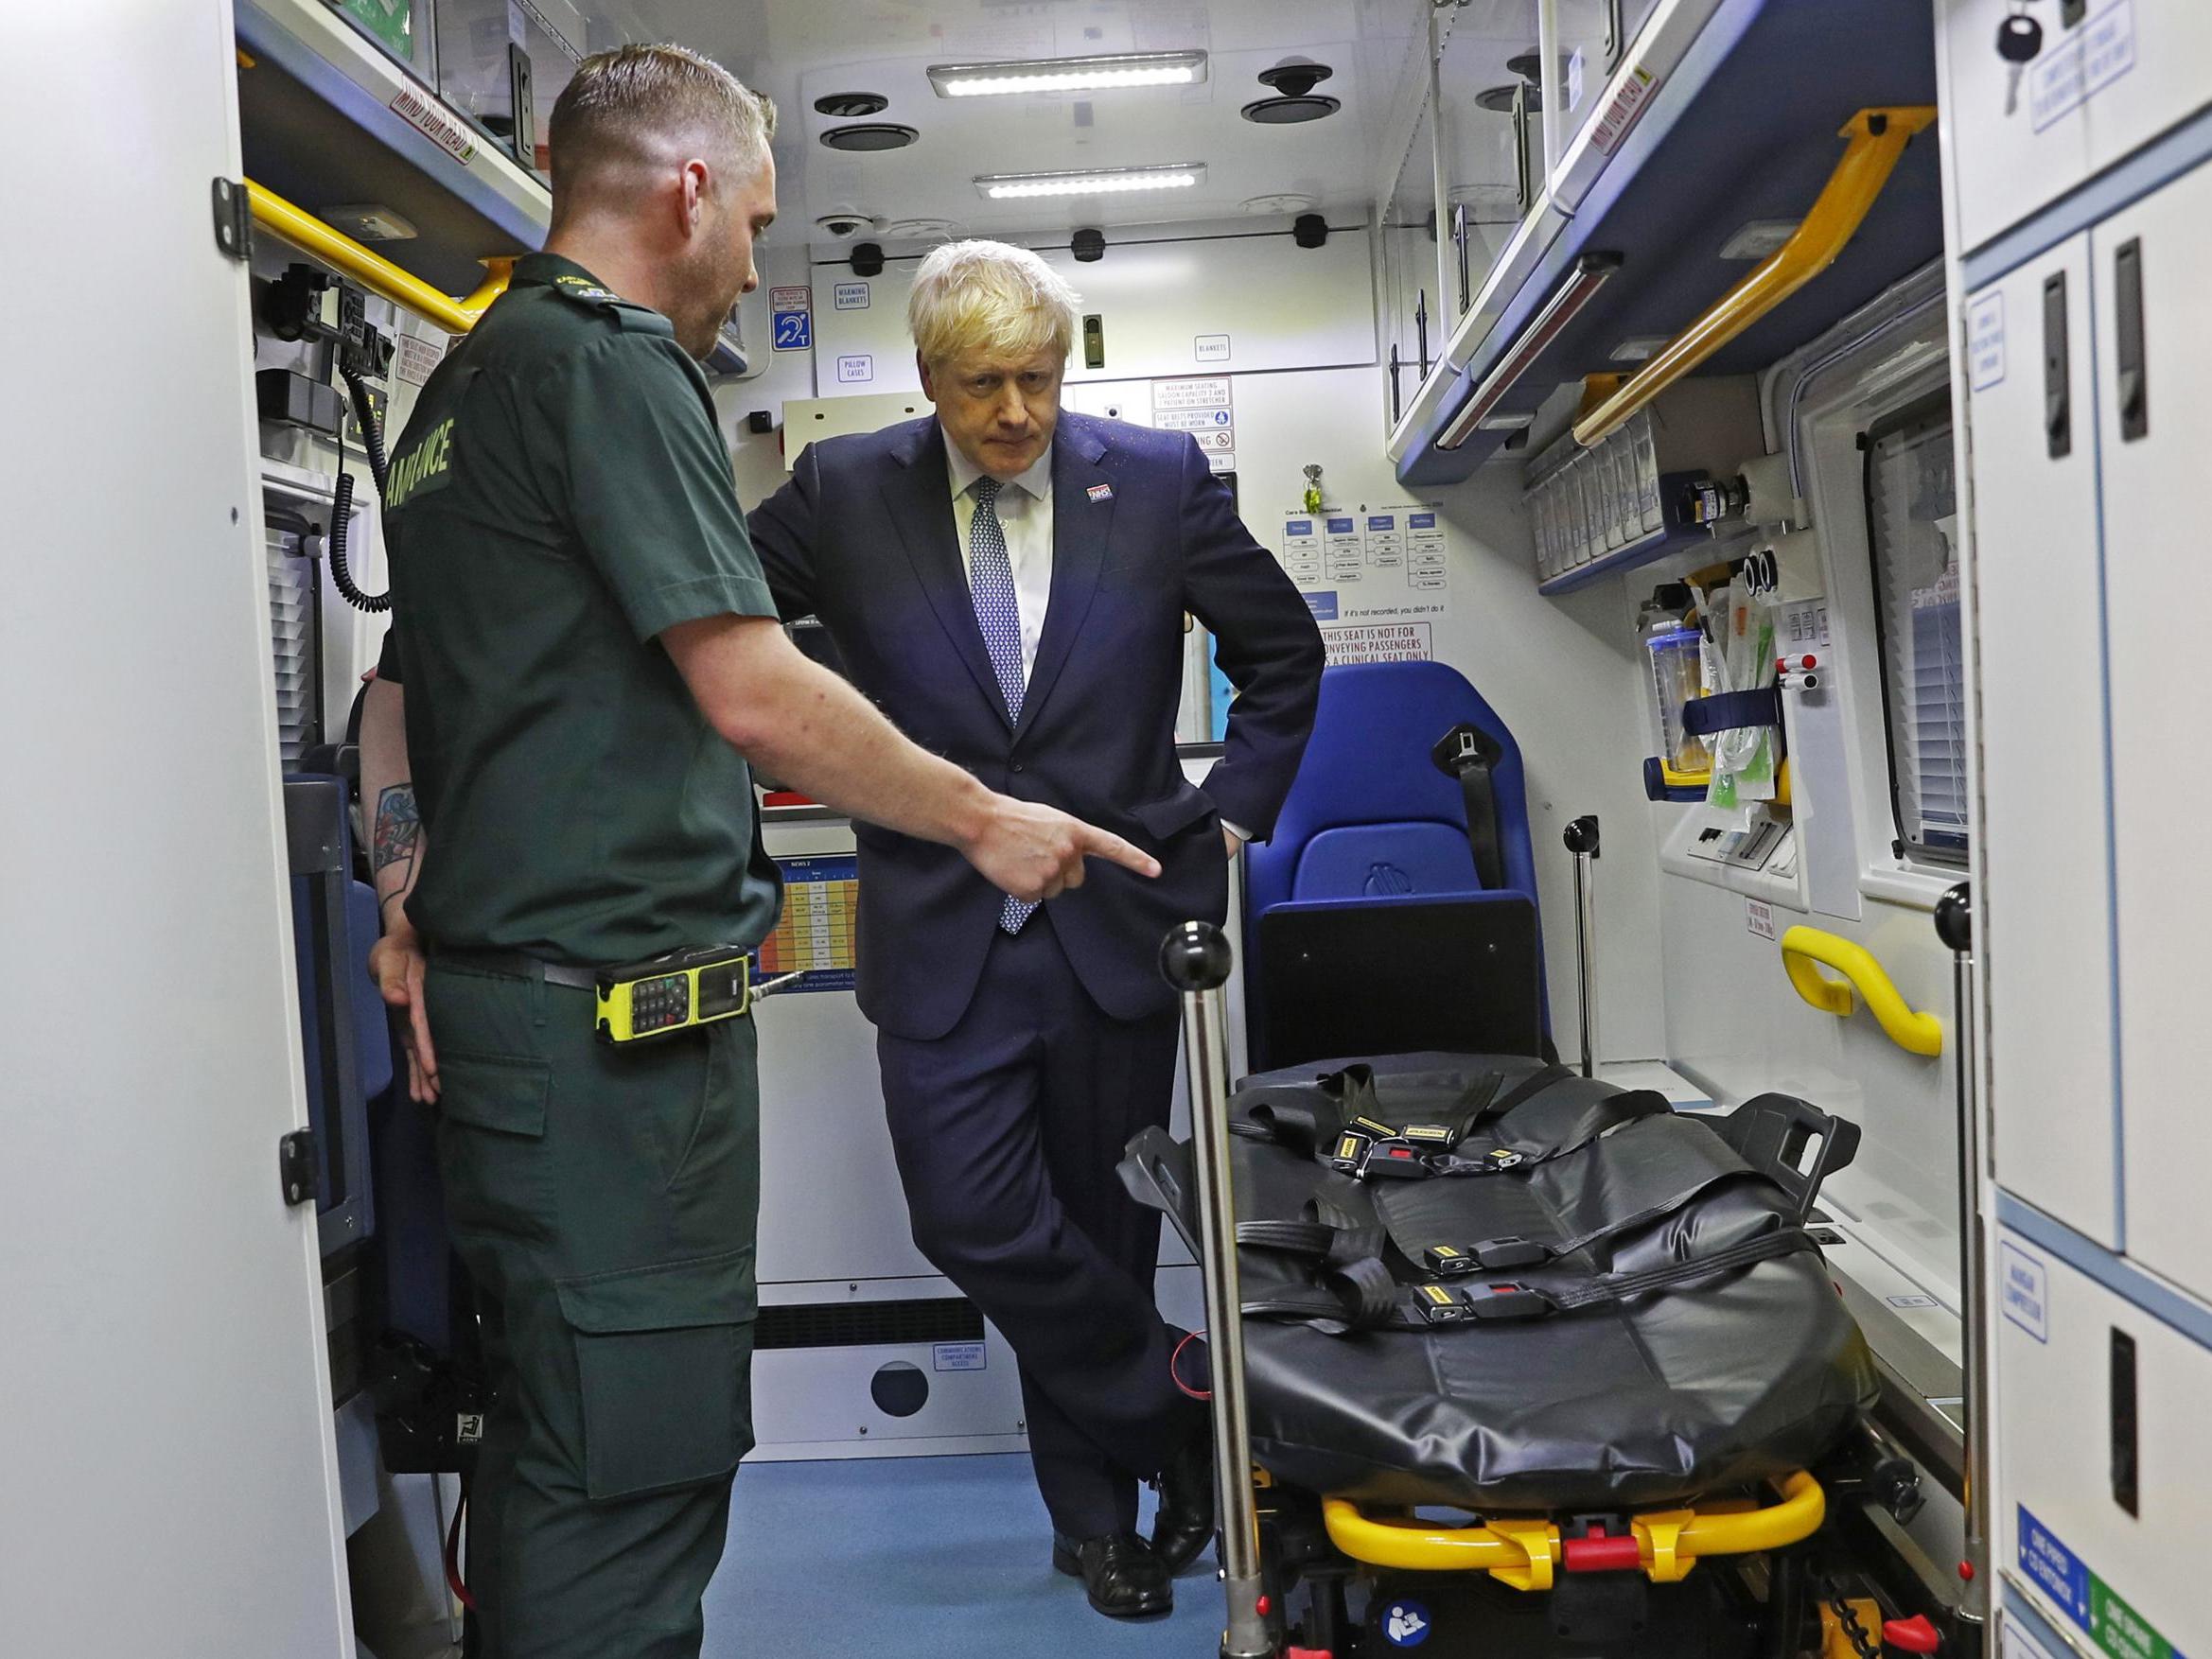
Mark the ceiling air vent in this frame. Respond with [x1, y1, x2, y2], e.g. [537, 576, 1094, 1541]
[820, 123, 920, 152]
[814, 91, 889, 118]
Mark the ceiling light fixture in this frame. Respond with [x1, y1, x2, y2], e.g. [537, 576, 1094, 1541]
[974, 164, 1204, 201]
[929, 50, 1207, 98]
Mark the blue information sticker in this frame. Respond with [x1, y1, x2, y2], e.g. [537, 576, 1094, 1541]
[1380, 1599, 1432, 1648]
[1303, 590, 1339, 621]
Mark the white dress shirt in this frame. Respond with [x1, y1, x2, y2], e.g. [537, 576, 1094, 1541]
[944, 428, 1055, 679]
[940, 423, 1251, 843]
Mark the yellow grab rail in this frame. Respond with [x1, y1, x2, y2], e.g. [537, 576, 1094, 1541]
[1779, 926, 1943, 1057]
[244, 181, 513, 335]
[1321, 1472, 1824, 1589]
[1572, 107, 1937, 447]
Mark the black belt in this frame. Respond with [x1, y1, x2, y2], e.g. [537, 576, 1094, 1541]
[432, 947, 599, 990]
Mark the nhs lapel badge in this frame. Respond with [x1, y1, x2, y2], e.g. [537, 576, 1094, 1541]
[1087, 481, 1115, 503]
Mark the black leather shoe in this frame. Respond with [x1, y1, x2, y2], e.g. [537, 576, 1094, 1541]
[1150, 1414, 1217, 1575]
[1050, 1530, 1173, 1618]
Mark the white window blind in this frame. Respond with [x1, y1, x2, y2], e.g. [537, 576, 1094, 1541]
[1865, 399, 1967, 860]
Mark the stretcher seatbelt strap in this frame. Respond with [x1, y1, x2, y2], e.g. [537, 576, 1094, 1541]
[1378, 1165, 1761, 1279]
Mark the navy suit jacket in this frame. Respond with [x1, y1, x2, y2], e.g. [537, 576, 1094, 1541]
[747, 411, 1324, 1040]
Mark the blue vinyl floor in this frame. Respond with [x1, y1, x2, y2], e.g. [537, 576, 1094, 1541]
[703, 1454, 1220, 1658]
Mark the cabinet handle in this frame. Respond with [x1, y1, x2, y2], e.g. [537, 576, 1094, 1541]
[1513, 80, 1535, 214]
[1453, 201, 1471, 313]
[2043, 269, 2072, 460]
[1606, 0, 1627, 70]
[2115, 236, 2148, 442]
[2111, 1328, 2139, 1517]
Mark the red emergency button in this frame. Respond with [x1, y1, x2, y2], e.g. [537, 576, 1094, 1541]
[1255, 1595, 1271, 1617]
[1883, 1614, 1942, 1653]
[1801, 654, 1817, 670]
[1957, 1560, 1976, 1581]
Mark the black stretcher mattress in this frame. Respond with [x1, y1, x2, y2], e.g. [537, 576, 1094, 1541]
[1131, 1053, 1878, 1512]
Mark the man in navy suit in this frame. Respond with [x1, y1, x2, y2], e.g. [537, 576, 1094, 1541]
[748, 240, 1323, 1618]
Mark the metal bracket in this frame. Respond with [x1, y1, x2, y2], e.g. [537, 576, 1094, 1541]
[279, 1129, 321, 1208]
[211, 177, 252, 260]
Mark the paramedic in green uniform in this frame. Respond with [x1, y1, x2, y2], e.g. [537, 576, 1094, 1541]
[358, 44, 1155, 1659]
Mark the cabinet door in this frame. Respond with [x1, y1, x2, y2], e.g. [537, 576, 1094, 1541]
[1993, 1231, 2212, 1656]
[1, 0, 352, 1652]
[2080, 0, 2212, 185]
[1436, 0, 1545, 325]
[1968, 235, 2120, 1247]
[1940, 0, 2095, 252]
[2092, 161, 2212, 1300]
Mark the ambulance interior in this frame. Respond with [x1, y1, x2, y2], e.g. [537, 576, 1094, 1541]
[10, 0, 2208, 1655]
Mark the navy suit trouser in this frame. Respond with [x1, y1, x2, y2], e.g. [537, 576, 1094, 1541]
[876, 915, 1191, 1539]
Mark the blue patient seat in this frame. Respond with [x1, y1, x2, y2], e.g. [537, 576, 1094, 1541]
[1242, 661, 1548, 1069]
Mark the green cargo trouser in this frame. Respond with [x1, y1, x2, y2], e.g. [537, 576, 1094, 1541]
[424, 960, 761, 1659]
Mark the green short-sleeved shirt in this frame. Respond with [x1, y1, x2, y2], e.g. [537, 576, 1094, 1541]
[379, 253, 782, 966]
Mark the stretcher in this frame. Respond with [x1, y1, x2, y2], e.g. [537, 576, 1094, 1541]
[1131, 923, 1900, 1659]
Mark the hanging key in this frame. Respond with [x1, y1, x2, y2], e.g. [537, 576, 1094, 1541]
[1999, 10, 2043, 116]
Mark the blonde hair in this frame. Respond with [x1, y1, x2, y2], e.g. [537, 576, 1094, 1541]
[907, 240, 1081, 369]
[549, 44, 776, 219]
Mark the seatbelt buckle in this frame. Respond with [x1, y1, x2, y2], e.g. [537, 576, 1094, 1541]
[1400, 1122, 1458, 1147]
[1423, 1245, 1479, 1277]
[1328, 1130, 1374, 1175]
[1467, 1283, 1554, 1321]
[1413, 1284, 1471, 1324]
[1359, 1138, 1432, 1180]
[1480, 1147, 1527, 1172]
[1470, 1235, 1549, 1269]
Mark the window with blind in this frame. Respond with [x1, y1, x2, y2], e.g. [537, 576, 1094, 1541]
[1863, 392, 1968, 863]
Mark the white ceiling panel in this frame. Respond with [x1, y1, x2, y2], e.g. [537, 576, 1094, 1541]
[614, 0, 1434, 245]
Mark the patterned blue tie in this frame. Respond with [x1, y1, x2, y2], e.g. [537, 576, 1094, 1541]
[968, 477, 1038, 934]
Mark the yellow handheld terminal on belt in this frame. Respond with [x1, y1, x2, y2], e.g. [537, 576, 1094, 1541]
[594, 947, 754, 1045]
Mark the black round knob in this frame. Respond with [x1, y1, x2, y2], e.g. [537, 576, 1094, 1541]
[1935, 883, 1973, 952]
[1563, 814, 1601, 857]
[1159, 920, 1233, 992]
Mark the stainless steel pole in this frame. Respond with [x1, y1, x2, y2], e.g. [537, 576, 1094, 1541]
[1565, 815, 1602, 1078]
[1937, 882, 1989, 1626]
[1160, 920, 1273, 1659]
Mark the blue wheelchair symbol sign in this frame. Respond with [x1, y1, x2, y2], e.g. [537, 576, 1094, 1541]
[1381, 1598, 1431, 1647]
[772, 309, 812, 351]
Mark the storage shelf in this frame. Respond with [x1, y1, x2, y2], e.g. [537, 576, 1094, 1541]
[237, 0, 549, 302]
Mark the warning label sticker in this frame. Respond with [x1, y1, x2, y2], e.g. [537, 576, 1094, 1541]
[393, 332, 448, 388]
[389, 79, 477, 163]
[1590, 63, 1657, 157]
[1320, 622, 1433, 667]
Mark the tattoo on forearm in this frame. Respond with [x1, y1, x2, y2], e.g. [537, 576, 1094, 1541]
[373, 785, 421, 889]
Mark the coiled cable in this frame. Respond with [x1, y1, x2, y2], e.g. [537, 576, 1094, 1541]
[326, 362, 393, 613]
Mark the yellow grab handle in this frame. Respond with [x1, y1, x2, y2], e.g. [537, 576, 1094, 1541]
[244, 181, 513, 335]
[1574, 108, 1937, 447]
[1779, 926, 1943, 1057]
[1320, 1473, 1825, 1587]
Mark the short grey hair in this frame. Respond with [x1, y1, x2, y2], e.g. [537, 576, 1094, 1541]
[548, 44, 776, 212]
[907, 240, 1081, 368]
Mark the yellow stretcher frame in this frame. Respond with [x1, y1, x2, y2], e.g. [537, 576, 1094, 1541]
[1573, 106, 1938, 447]
[1321, 1471, 1825, 1591]
[1779, 926, 1944, 1057]
[244, 181, 511, 336]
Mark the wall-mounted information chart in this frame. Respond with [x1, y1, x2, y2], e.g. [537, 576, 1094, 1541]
[755, 854, 859, 993]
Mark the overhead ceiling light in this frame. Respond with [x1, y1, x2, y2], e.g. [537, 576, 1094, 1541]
[974, 164, 1204, 201]
[929, 51, 1207, 99]
[1610, 335, 1671, 362]
[1718, 219, 1801, 260]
